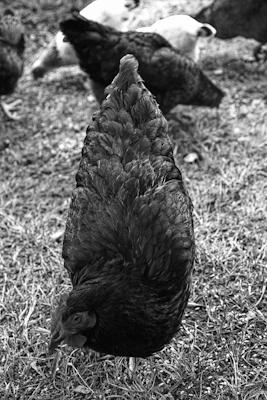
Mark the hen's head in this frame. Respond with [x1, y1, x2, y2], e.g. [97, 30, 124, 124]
[49, 274, 165, 357]
[49, 291, 97, 353]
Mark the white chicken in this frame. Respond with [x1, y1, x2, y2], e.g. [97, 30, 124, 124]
[31, 0, 140, 78]
[137, 15, 216, 62]
[79, 0, 139, 27]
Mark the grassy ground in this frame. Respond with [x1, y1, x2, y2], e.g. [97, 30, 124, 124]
[0, 0, 266, 399]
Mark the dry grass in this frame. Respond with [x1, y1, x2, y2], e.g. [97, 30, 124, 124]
[0, 0, 266, 399]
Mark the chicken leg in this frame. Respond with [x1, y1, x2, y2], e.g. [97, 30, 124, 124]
[128, 357, 136, 379]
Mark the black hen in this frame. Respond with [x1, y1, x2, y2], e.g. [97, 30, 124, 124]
[194, 0, 267, 60]
[49, 54, 195, 361]
[60, 13, 224, 113]
[0, 9, 25, 120]
[195, 0, 267, 42]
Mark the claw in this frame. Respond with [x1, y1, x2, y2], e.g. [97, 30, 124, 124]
[1, 99, 22, 120]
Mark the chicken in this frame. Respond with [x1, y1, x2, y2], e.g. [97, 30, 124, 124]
[136, 15, 216, 62]
[31, 0, 140, 79]
[49, 54, 195, 368]
[194, 0, 267, 60]
[0, 9, 25, 120]
[60, 14, 224, 112]
[79, 0, 140, 26]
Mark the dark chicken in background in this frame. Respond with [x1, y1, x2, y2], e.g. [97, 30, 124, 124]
[31, 0, 141, 79]
[0, 9, 25, 120]
[194, 0, 267, 61]
[60, 12, 224, 113]
[49, 54, 195, 366]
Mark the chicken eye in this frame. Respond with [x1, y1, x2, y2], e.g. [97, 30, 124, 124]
[71, 313, 82, 323]
[125, 0, 133, 9]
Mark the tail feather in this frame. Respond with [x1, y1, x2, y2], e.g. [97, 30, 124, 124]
[107, 54, 140, 92]
[60, 12, 114, 40]
[193, 5, 213, 24]
[103, 54, 165, 125]
[79, 54, 174, 193]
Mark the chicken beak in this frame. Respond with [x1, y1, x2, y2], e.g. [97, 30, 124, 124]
[48, 328, 65, 354]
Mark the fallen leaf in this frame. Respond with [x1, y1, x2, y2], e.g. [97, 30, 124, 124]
[184, 152, 199, 163]
[50, 229, 64, 241]
[73, 385, 91, 395]
[213, 68, 223, 75]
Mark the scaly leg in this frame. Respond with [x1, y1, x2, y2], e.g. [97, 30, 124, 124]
[129, 357, 136, 379]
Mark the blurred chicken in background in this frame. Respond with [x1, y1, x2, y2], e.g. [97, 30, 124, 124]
[31, 1, 217, 81]
[137, 15, 216, 62]
[31, 0, 140, 79]
[60, 13, 224, 112]
[0, 9, 25, 120]
[194, 0, 267, 61]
